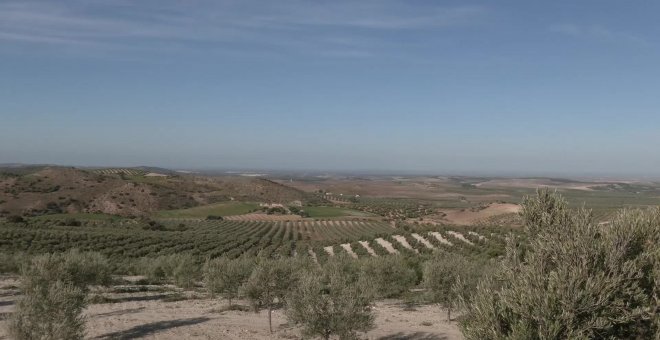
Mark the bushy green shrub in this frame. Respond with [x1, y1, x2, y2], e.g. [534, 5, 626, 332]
[9, 280, 86, 340]
[287, 256, 375, 340]
[60, 249, 112, 288]
[424, 252, 485, 321]
[0, 252, 24, 274]
[241, 258, 298, 333]
[7, 250, 110, 340]
[139, 254, 200, 288]
[361, 256, 417, 298]
[6, 215, 24, 223]
[203, 257, 254, 306]
[459, 189, 660, 339]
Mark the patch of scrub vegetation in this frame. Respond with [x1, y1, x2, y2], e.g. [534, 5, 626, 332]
[32, 212, 120, 222]
[154, 202, 260, 218]
[303, 206, 374, 218]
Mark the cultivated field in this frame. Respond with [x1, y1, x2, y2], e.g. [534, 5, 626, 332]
[1, 167, 659, 339]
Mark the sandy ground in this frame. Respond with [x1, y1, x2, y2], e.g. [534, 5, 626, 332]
[340, 243, 359, 259]
[0, 276, 462, 340]
[374, 238, 398, 254]
[392, 236, 418, 253]
[411, 234, 434, 249]
[428, 232, 453, 246]
[359, 241, 378, 257]
[446, 232, 473, 246]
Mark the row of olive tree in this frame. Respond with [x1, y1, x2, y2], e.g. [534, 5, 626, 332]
[200, 252, 482, 338]
[203, 256, 372, 337]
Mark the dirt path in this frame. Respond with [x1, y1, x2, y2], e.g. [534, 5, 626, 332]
[411, 233, 434, 249]
[375, 238, 398, 254]
[429, 232, 453, 246]
[340, 243, 358, 259]
[392, 235, 419, 254]
[358, 241, 378, 257]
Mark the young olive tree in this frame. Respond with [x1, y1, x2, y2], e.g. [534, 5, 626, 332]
[361, 255, 418, 298]
[203, 257, 254, 306]
[460, 189, 660, 339]
[241, 258, 297, 333]
[286, 256, 376, 340]
[423, 252, 482, 322]
[139, 254, 200, 288]
[8, 250, 111, 340]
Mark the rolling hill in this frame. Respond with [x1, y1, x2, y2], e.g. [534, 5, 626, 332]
[0, 166, 317, 217]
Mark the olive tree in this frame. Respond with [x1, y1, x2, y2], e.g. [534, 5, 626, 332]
[423, 252, 483, 322]
[459, 189, 660, 339]
[139, 254, 200, 288]
[241, 258, 298, 333]
[286, 256, 375, 340]
[203, 257, 253, 306]
[361, 255, 418, 298]
[7, 250, 111, 340]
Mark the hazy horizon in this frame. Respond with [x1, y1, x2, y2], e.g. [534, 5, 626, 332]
[3, 161, 660, 181]
[2, 1, 659, 176]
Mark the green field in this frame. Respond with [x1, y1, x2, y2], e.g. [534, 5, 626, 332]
[303, 206, 375, 218]
[154, 202, 259, 218]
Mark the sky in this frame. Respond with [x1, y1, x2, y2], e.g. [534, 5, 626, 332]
[1, 0, 659, 176]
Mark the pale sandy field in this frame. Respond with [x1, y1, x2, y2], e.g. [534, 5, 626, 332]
[0, 276, 462, 340]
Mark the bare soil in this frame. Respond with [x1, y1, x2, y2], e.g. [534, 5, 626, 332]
[359, 241, 379, 257]
[392, 235, 418, 253]
[374, 238, 398, 254]
[411, 233, 434, 249]
[0, 276, 463, 340]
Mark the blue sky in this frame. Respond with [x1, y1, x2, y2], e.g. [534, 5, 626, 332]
[1, 0, 659, 176]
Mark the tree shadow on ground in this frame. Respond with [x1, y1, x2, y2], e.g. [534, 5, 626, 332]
[99, 294, 173, 304]
[95, 317, 211, 339]
[378, 332, 450, 340]
[93, 307, 146, 318]
[0, 290, 20, 298]
[0, 300, 14, 307]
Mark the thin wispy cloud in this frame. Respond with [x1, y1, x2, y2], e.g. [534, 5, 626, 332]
[0, 0, 488, 57]
[549, 23, 651, 47]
